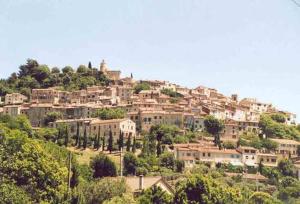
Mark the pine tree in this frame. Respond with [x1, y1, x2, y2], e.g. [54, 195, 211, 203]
[107, 130, 113, 153]
[88, 61, 92, 69]
[64, 126, 69, 147]
[75, 122, 80, 146]
[78, 134, 82, 149]
[83, 126, 88, 150]
[132, 136, 136, 153]
[118, 130, 124, 151]
[130, 73, 133, 78]
[126, 135, 131, 152]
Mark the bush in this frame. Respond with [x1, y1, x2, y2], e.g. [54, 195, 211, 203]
[90, 153, 117, 178]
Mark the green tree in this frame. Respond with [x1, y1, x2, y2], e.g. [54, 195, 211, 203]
[174, 174, 242, 204]
[64, 125, 69, 146]
[108, 130, 114, 153]
[102, 136, 105, 151]
[90, 153, 117, 178]
[204, 116, 224, 147]
[156, 141, 162, 157]
[118, 131, 124, 151]
[83, 178, 127, 204]
[159, 152, 175, 170]
[123, 152, 138, 175]
[83, 126, 88, 149]
[278, 159, 294, 177]
[0, 182, 32, 204]
[138, 186, 172, 204]
[44, 111, 63, 126]
[249, 192, 282, 204]
[132, 136, 137, 153]
[75, 122, 80, 146]
[134, 82, 150, 94]
[126, 135, 131, 152]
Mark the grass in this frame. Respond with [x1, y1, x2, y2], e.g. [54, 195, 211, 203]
[67, 147, 122, 169]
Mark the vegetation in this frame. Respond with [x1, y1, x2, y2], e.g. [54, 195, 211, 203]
[0, 59, 111, 98]
[133, 82, 150, 94]
[90, 153, 117, 178]
[259, 114, 300, 140]
[161, 88, 183, 98]
[92, 107, 126, 120]
[204, 115, 224, 147]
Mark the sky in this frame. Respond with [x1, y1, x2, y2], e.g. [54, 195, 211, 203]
[0, 0, 300, 121]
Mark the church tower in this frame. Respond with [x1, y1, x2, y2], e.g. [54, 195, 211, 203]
[100, 59, 108, 73]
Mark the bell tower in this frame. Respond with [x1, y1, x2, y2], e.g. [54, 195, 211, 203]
[100, 59, 108, 73]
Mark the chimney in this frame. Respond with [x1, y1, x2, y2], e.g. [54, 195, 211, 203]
[139, 175, 144, 190]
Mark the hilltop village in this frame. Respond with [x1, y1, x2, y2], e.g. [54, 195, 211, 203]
[1, 59, 300, 203]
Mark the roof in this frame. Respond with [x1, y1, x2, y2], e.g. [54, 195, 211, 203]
[225, 173, 268, 181]
[90, 118, 130, 124]
[270, 138, 300, 145]
[123, 176, 174, 194]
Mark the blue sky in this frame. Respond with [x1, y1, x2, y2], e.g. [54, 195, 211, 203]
[0, 0, 300, 121]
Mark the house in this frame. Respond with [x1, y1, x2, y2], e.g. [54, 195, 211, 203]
[53, 118, 136, 139]
[174, 144, 242, 168]
[270, 138, 300, 158]
[5, 93, 28, 105]
[257, 153, 278, 167]
[2, 105, 23, 117]
[238, 146, 258, 167]
[124, 176, 174, 196]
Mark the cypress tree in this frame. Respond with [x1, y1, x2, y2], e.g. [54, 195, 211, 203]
[88, 61, 92, 69]
[93, 135, 98, 149]
[75, 122, 80, 146]
[83, 126, 88, 150]
[132, 136, 136, 153]
[78, 133, 82, 149]
[64, 126, 69, 147]
[126, 135, 131, 152]
[118, 130, 124, 151]
[107, 130, 113, 153]
[102, 135, 105, 151]
[156, 141, 162, 157]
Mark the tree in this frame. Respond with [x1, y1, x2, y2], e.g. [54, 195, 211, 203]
[204, 116, 224, 147]
[102, 136, 105, 151]
[90, 153, 117, 178]
[249, 192, 282, 204]
[108, 130, 114, 153]
[44, 112, 63, 125]
[0, 182, 32, 204]
[83, 126, 88, 149]
[75, 123, 81, 147]
[93, 135, 98, 149]
[88, 61, 92, 69]
[133, 82, 150, 94]
[159, 152, 175, 170]
[123, 152, 138, 175]
[64, 125, 69, 146]
[83, 178, 127, 204]
[278, 159, 294, 177]
[174, 174, 242, 204]
[156, 141, 162, 157]
[132, 136, 136, 153]
[118, 131, 124, 151]
[126, 135, 131, 152]
[138, 186, 172, 204]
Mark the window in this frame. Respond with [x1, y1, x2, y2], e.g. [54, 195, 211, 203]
[246, 156, 249, 159]
[202, 153, 205, 157]
[271, 159, 276, 163]
[208, 153, 211, 157]
[187, 153, 191, 156]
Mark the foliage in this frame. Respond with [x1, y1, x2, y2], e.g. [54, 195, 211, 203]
[0, 182, 32, 204]
[159, 152, 175, 170]
[278, 159, 295, 177]
[204, 116, 224, 146]
[138, 186, 173, 204]
[161, 88, 183, 98]
[174, 174, 242, 204]
[104, 193, 136, 204]
[0, 59, 111, 97]
[0, 123, 68, 203]
[92, 108, 126, 120]
[134, 82, 150, 94]
[259, 114, 300, 140]
[249, 192, 282, 204]
[82, 178, 127, 204]
[123, 152, 138, 175]
[44, 111, 63, 125]
[90, 153, 117, 178]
